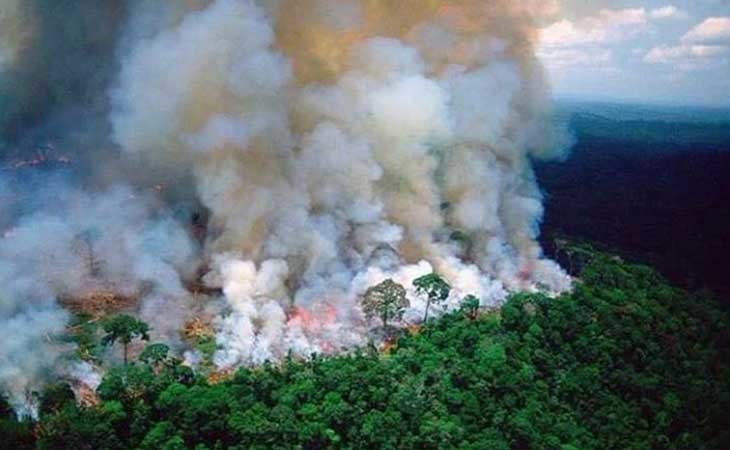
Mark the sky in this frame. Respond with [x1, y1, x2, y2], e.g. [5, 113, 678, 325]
[0, 1, 726, 108]
[538, 0, 730, 106]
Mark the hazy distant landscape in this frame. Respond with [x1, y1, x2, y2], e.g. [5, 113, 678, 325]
[538, 101, 730, 300]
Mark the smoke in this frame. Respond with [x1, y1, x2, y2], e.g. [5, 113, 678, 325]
[111, 0, 571, 367]
[0, 174, 198, 412]
[0, 0, 572, 407]
[0, 0, 126, 162]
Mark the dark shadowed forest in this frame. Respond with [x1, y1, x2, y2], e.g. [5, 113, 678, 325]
[538, 101, 730, 302]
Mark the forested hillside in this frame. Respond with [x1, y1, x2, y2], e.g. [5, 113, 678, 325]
[538, 103, 730, 300]
[3, 245, 728, 450]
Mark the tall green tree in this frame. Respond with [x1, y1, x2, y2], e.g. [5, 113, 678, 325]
[38, 383, 76, 418]
[140, 343, 170, 366]
[101, 315, 150, 365]
[413, 273, 451, 322]
[0, 394, 34, 450]
[140, 343, 173, 374]
[362, 279, 409, 327]
[460, 295, 481, 320]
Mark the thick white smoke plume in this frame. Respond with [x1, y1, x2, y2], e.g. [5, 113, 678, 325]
[112, 0, 570, 368]
[1, 0, 571, 408]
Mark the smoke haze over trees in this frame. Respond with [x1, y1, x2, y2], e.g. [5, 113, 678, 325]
[0, 0, 576, 411]
[2, 248, 728, 449]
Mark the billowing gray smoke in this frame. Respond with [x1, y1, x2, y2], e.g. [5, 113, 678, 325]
[0, 0, 571, 412]
[0, 175, 198, 413]
[0, 0, 126, 161]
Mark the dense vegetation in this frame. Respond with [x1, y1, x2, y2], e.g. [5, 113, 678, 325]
[537, 103, 730, 300]
[2, 245, 728, 450]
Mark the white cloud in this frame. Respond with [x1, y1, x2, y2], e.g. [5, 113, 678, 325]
[650, 6, 688, 20]
[645, 44, 729, 63]
[644, 44, 730, 71]
[540, 8, 647, 48]
[538, 7, 649, 71]
[540, 4, 730, 105]
[682, 17, 730, 45]
[539, 48, 612, 68]
[645, 16, 730, 71]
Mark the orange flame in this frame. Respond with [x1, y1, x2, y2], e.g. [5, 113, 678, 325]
[287, 303, 340, 353]
[287, 304, 338, 332]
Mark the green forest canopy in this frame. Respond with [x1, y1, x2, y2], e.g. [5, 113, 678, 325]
[2, 244, 728, 450]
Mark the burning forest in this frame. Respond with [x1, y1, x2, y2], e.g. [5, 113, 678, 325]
[0, 0, 574, 415]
